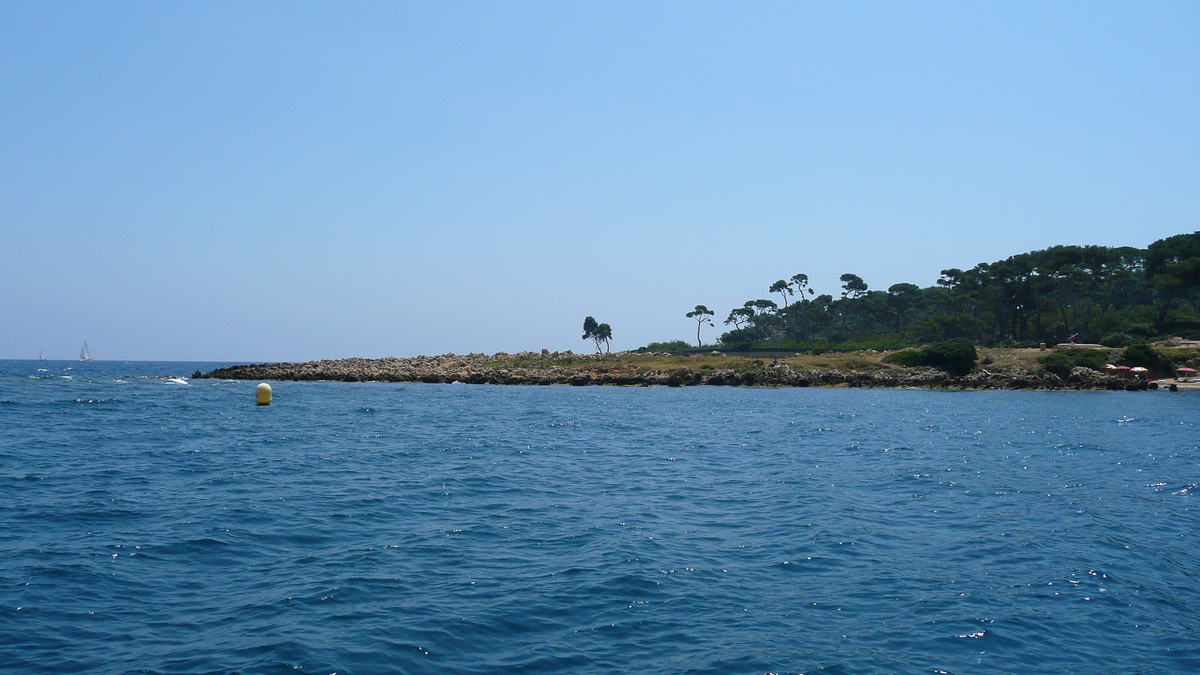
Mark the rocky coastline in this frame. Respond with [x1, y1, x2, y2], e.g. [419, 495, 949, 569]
[195, 351, 1148, 391]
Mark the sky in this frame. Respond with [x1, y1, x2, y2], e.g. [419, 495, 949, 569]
[2, 1, 1197, 361]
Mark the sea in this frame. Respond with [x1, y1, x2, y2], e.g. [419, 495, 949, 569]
[1, 360, 1197, 675]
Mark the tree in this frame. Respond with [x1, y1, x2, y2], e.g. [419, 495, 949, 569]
[746, 299, 778, 315]
[724, 306, 754, 329]
[582, 316, 612, 353]
[769, 280, 793, 307]
[790, 273, 815, 302]
[839, 273, 868, 299]
[697, 232, 1200, 350]
[836, 274, 868, 331]
[937, 269, 964, 288]
[886, 283, 922, 332]
[1146, 232, 1200, 332]
[686, 305, 716, 347]
[595, 323, 613, 353]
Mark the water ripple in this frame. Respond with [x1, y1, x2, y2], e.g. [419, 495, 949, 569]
[0, 362, 1197, 674]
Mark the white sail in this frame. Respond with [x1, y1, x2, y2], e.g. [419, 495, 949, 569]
[39, 351, 45, 361]
[79, 341, 92, 362]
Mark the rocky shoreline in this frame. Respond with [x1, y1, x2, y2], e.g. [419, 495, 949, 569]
[195, 351, 1148, 391]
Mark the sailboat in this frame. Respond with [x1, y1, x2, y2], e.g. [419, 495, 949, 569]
[79, 341, 93, 362]
[39, 351, 46, 361]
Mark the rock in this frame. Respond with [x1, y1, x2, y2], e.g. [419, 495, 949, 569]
[1068, 366, 1104, 384]
[192, 354, 1146, 392]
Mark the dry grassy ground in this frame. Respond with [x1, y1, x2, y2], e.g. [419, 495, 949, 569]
[499, 346, 1199, 378]
[203, 346, 1198, 390]
[497, 348, 1053, 375]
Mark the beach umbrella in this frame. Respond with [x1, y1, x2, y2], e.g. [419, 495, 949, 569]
[1114, 365, 1132, 371]
[1177, 367, 1197, 373]
[1130, 366, 1148, 373]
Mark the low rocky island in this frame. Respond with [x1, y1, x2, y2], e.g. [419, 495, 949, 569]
[196, 348, 1152, 390]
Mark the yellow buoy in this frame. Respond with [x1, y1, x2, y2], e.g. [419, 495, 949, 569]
[255, 383, 272, 406]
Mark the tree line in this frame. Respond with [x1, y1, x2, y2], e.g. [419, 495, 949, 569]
[679, 231, 1200, 349]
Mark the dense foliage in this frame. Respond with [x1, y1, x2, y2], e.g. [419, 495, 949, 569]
[1037, 349, 1112, 378]
[881, 339, 978, 375]
[704, 232, 1200, 349]
[582, 316, 613, 353]
[919, 339, 979, 376]
[1121, 344, 1165, 371]
[633, 340, 692, 354]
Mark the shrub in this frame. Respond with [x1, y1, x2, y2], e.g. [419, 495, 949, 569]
[920, 339, 978, 376]
[885, 340, 978, 375]
[634, 340, 691, 354]
[882, 349, 923, 367]
[1038, 352, 1076, 378]
[1072, 349, 1111, 371]
[1121, 344, 1164, 371]
[1038, 348, 1113, 377]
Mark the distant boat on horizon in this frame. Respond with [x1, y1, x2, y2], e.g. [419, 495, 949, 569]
[39, 351, 46, 361]
[79, 341, 93, 362]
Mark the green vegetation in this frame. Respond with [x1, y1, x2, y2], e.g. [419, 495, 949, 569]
[882, 349, 923, 367]
[880, 339, 978, 375]
[666, 232, 1200, 351]
[1038, 349, 1112, 378]
[1121, 344, 1164, 372]
[581, 316, 612, 353]
[685, 305, 716, 347]
[633, 340, 692, 354]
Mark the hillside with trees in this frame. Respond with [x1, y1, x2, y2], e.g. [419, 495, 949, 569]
[686, 232, 1200, 350]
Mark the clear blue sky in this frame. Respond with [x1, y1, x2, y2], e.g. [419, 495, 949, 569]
[2, 2, 1197, 361]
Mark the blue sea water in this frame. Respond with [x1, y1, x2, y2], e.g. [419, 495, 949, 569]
[0, 360, 1197, 675]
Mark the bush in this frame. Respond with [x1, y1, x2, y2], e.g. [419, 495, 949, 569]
[1121, 344, 1164, 371]
[634, 340, 691, 354]
[882, 349, 923, 367]
[1038, 348, 1113, 377]
[1039, 352, 1076, 378]
[1071, 349, 1111, 371]
[920, 339, 978, 376]
[884, 340, 978, 375]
